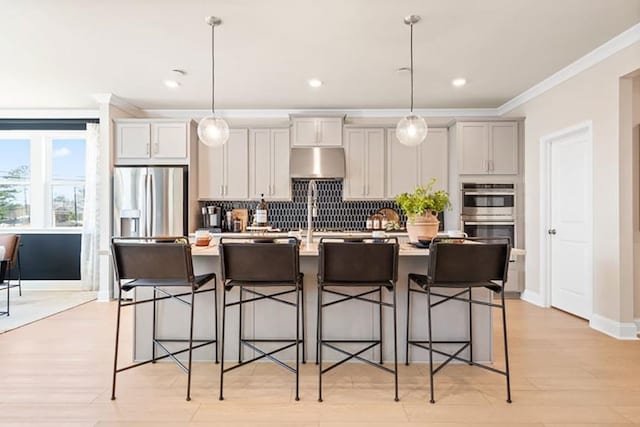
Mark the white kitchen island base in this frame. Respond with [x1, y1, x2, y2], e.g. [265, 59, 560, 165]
[132, 240, 495, 364]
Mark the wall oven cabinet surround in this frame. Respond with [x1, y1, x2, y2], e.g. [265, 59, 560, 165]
[343, 128, 386, 200]
[386, 127, 448, 197]
[249, 128, 291, 200]
[291, 115, 344, 146]
[115, 120, 190, 164]
[198, 129, 249, 200]
[457, 121, 518, 175]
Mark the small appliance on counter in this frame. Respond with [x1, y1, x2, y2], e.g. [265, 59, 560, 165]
[201, 205, 223, 233]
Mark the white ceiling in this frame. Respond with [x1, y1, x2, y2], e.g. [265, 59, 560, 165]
[1, 0, 639, 110]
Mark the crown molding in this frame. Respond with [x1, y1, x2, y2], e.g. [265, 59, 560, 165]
[143, 107, 500, 119]
[497, 22, 640, 115]
[92, 93, 144, 116]
[0, 109, 99, 118]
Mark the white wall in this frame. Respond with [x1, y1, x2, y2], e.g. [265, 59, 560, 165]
[505, 41, 640, 331]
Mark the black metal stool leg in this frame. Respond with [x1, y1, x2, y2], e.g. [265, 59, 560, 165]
[316, 280, 321, 365]
[214, 277, 219, 363]
[427, 287, 435, 404]
[468, 287, 473, 365]
[301, 281, 306, 364]
[17, 253, 22, 296]
[238, 284, 243, 363]
[111, 288, 123, 400]
[295, 282, 300, 401]
[318, 284, 323, 402]
[501, 291, 512, 403]
[152, 288, 157, 363]
[219, 288, 227, 401]
[405, 276, 411, 365]
[392, 285, 399, 402]
[379, 287, 383, 365]
[186, 287, 196, 401]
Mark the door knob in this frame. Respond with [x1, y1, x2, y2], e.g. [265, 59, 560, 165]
[548, 229, 557, 235]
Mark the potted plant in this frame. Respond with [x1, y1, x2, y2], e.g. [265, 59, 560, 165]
[395, 178, 451, 242]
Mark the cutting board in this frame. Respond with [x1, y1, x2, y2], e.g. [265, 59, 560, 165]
[231, 208, 249, 231]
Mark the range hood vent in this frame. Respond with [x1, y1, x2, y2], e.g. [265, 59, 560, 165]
[290, 147, 345, 179]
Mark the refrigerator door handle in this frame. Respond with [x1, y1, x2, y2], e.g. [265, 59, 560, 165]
[145, 173, 152, 237]
[148, 173, 154, 236]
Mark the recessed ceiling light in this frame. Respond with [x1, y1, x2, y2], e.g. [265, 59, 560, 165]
[163, 79, 181, 89]
[452, 78, 467, 87]
[308, 78, 323, 88]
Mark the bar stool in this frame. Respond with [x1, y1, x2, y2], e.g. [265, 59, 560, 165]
[317, 237, 400, 402]
[218, 238, 304, 401]
[405, 236, 512, 403]
[0, 234, 21, 316]
[0, 258, 8, 317]
[110, 237, 218, 401]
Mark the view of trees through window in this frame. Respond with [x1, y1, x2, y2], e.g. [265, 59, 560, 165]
[0, 139, 30, 227]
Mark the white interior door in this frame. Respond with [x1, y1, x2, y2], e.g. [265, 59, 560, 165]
[548, 127, 592, 319]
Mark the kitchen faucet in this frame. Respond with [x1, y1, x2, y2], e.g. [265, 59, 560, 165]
[306, 179, 318, 246]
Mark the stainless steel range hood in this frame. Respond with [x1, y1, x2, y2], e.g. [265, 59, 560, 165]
[290, 147, 345, 179]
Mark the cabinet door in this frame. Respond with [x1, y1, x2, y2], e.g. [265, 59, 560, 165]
[365, 129, 386, 199]
[386, 129, 419, 197]
[317, 118, 343, 146]
[224, 129, 249, 199]
[343, 129, 366, 199]
[116, 123, 150, 160]
[250, 129, 271, 199]
[198, 142, 224, 199]
[271, 129, 291, 199]
[458, 123, 489, 175]
[489, 122, 518, 174]
[419, 128, 448, 191]
[152, 122, 187, 159]
[292, 118, 317, 146]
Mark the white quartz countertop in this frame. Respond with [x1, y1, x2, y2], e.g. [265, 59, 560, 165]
[191, 238, 525, 259]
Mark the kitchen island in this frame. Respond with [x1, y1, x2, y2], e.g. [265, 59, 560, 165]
[133, 234, 523, 363]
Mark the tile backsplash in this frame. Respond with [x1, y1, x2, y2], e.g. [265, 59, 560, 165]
[201, 179, 444, 231]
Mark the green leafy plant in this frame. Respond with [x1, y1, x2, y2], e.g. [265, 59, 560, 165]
[395, 178, 451, 223]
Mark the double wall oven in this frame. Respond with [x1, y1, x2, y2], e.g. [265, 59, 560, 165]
[461, 183, 516, 246]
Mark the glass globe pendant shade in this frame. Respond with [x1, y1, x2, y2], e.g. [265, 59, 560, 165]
[197, 115, 230, 147]
[395, 114, 428, 146]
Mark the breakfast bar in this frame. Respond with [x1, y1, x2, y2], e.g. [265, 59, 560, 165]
[132, 234, 523, 363]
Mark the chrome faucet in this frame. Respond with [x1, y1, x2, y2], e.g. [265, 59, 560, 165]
[306, 179, 318, 246]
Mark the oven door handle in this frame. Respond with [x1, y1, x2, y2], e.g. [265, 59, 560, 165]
[463, 221, 515, 226]
[462, 191, 515, 196]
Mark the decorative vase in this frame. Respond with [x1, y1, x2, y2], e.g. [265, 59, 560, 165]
[406, 211, 440, 243]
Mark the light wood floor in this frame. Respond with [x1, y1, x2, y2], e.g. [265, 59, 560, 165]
[1, 299, 639, 426]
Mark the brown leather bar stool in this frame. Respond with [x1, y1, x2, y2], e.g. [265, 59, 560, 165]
[405, 236, 512, 403]
[218, 238, 304, 401]
[110, 237, 218, 401]
[317, 237, 400, 402]
[0, 234, 21, 316]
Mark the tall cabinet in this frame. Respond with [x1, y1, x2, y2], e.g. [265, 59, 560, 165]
[343, 128, 386, 200]
[198, 129, 249, 200]
[249, 128, 291, 200]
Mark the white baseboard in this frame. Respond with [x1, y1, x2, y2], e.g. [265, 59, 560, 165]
[96, 289, 111, 302]
[590, 313, 639, 340]
[19, 280, 85, 291]
[520, 289, 545, 307]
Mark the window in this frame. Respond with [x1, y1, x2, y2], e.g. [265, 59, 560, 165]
[0, 131, 86, 229]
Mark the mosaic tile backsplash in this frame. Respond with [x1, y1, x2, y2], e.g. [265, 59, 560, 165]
[201, 179, 444, 231]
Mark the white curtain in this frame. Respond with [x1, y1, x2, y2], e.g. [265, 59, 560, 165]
[80, 123, 100, 291]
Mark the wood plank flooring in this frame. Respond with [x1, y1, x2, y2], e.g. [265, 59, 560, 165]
[0, 299, 639, 426]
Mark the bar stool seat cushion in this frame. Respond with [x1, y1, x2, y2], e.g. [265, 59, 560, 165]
[407, 273, 502, 294]
[121, 273, 216, 292]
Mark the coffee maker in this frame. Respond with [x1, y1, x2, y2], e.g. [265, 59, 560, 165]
[201, 206, 222, 232]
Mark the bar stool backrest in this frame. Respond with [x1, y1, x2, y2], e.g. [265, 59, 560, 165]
[428, 237, 510, 284]
[0, 234, 20, 265]
[111, 238, 194, 283]
[319, 239, 399, 284]
[219, 240, 300, 283]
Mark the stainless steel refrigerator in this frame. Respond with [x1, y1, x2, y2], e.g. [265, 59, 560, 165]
[113, 166, 188, 239]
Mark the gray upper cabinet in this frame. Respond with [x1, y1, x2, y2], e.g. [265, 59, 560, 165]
[291, 116, 343, 146]
[386, 128, 448, 198]
[343, 128, 385, 200]
[457, 121, 518, 175]
[115, 120, 188, 164]
[249, 128, 291, 201]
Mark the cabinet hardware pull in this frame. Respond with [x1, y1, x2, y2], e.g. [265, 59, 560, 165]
[548, 228, 557, 235]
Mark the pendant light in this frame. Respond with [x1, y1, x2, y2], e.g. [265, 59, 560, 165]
[198, 16, 229, 147]
[396, 15, 427, 147]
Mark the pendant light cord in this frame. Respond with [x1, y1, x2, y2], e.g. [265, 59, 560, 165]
[410, 22, 414, 114]
[211, 22, 216, 115]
